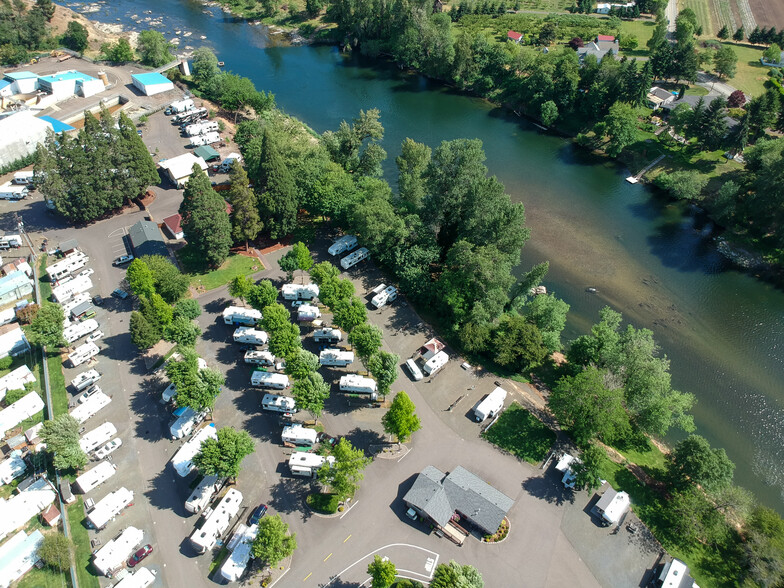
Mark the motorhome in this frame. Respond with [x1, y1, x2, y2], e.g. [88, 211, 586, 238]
[244, 350, 275, 366]
[61, 292, 90, 316]
[12, 171, 34, 185]
[261, 393, 297, 414]
[169, 406, 206, 440]
[473, 387, 507, 422]
[185, 474, 221, 514]
[86, 487, 134, 529]
[70, 369, 101, 392]
[339, 374, 378, 400]
[423, 350, 448, 376]
[69, 390, 111, 424]
[281, 283, 319, 301]
[220, 523, 257, 582]
[172, 107, 203, 122]
[189, 489, 243, 554]
[63, 318, 99, 344]
[52, 275, 93, 303]
[404, 359, 424, 381]
[184, 120, 219, 137]
[166, 98, 194, 114]
[67, 341, 100, 367]
[281, 424, 317, 447]
[47, 255, 87, 281]
[251, 371, 289, 390]
[171, 423, 217, 477]
[328, 235, 358, 256]
[340, 247, 370, 270]
[371, 285, 398, 309]
[92, 526, 144, 576]
[296, 304, 321, 322]
[555, 454, 580, 489]
[288, 452, 335, 477]
[189, 131, 220, 147]
[233, 326, 268, 346]
[222, 306, 261, 326]
[74, 461, 116, 494]
[319, 349, 354, 367]
[313, 328, 342, 344]
[594, 487, 630, 526]
[79, 422, 117, 453]
[0, 184, 28, 200]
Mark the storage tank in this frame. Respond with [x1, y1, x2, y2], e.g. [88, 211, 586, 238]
[97, 71, 109, 86]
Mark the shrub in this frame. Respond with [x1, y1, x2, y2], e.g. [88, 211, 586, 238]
[306, 493, 340, 514]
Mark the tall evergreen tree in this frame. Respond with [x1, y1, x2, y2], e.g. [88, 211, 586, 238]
[228, 163, 261, 248]
[257, 128, 297, 238]
[115, 111, 159, 198]
[180, 165, 232, 268]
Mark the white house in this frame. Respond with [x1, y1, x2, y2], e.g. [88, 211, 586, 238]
[0, 392, 44, 439]
[0, 112, 53, 168]
[37, 70, 104, 99]
[0, 478, 56, 541]
[131, 72, 175, 96]
[0, 529, 44, 588]
[159, 153, 208, 188]
[0, 324, 30, 360]
[0, 365, 36, 402]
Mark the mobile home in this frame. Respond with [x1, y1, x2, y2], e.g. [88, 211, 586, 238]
[79, 422, 117, 453]
[189, 488, 243, 554]
[339, 374, 377, 399]
[171, 423, 217, 477]
[185, 474, 221, 514]
[222, 306, 261, 326]
[63, 318, 99, 344]
[340, 247, 370, 270]
[86, 487, 134, 529]
[92, 526, 143, 576]
[69, 390, 111, 424]
[251, 371, 289, 390]
[313, 328, 342, 344]
[261, 393, 296, 413]
[281, 424, 317, 447]
[233, 326, 268, 346]
[328, 235, 358, 256]
[281, 283, 319, 301]
[47, 255, 87, 281]
[74, 461, 116, 494]
[319, 349, 354, 367]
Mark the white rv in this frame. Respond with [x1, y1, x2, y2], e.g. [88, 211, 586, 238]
[86, 487, 134, 530]
[595, 487, 630, 526]
[52, 275, 93, 303]
[319, 349, 354, 367]
[313, 328, 342, 343]
[12, 171, 34, 185]
[220, 523, 257, 582]
[92, 526, 144, 576]
[288, 452, 335, 477]
[184, 120, 219, 136]
[61, 291, 90, 316]
[63, 318, 99, 344]
[423, 350, 448, 376]
[189, 131, 220, 147]
[222, 306, 261, 326]
[233, 326, 268, 346]
[297, 304, 321, 322]
[70, 369, 101, 392]
[113, 567, 156, 588]
[261, 393, 297, 414]
[251, 371, 289, 390]
[185, 474, 221, 514]
[0, 184, 28, 200]
[170, 406, 206, 440]
[555, 454, 580, 489]
[339, 374, 378, 400]
[371, 285, 398, 309]
[47, 255, 88, 281]
[69, 390, 111, 424]
[217, 152, 242, 173]
[340, 247, 370, 270]
[473, 387, 507, 422]
[328, 235, 358, 256]
[68, 341, 99, 367]
[75, 461, 117, 494]
[79, 422, 117, 453]
[281, 283, 320, 300]
[281, 424, 317, 446]
[171, 423, 217, 477]
[244, 350, 275, 366]
[189, 488, 243, 554]
[167, 98, 194, 114]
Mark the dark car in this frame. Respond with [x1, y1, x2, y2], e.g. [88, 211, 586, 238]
[248, 504, 268, 526]
[92, 295, 103, 306]
[317, 432, 337, 447]
[128, 544, 153, 567]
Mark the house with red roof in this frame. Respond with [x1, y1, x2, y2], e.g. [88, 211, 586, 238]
[507, 30, 523, 44]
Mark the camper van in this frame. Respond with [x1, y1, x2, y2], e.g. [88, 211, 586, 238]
[339, 374, 378, 400]
[404, 358, 424, 381]
[251, 371, 289, 390]
[423, 350, 448, 376]
[185, 474, 222, 514]
[473, 387, 507, 422]
[13, 171, 34, 185]
[171, 423, 217, 477]
[223, 306, 261, 326]
[244, 350, 275, 366]
[68, 341, 100, 367]
[281, 283, 320, 301]
[0, 184, 29, 200]
[70, 369, 101, 392]
[86, 487, 134, 530]
[296, 304, 321, 322]
[281, 424, 317, 447]
[288, 452, 335, 477]
[79, 422, 117, 453]
[261, 393, 297, 414]
[189, 489, 243, 554]
[319, 349, 354, 367]
[74, 461, 117, 494]
[371, 285, 398, 309]
[233, 326, 268, 346]
[64, 318, 99, 344]
[328, 235, 358, 256]
[169, 406, 206, 440]
[340, 247, 370, 270]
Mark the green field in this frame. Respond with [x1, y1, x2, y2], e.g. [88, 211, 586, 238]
[177, 249, 262, 292]
[679, 0, 715, 36]
[482, 403, 556, 464]
[512, 0, 574, 10]
[618, 19, 656, 57]
[721, 41, 769, 97]
[67, 499, 100, 588]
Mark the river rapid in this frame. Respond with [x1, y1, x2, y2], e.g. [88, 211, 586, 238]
[61, 0, 784, 512]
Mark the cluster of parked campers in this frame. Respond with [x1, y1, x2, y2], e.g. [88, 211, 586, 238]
[0, 170, 35, 200]
[164, 97, 225, 147]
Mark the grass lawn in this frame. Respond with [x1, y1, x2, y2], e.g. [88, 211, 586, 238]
[177, 247, 262, 292]
[679, 0, 714, 37]
[306, 492, 340, 514]
[618, 19, 656, 56]
[482, 402, 556, 464]
[612, 437, 669, 478]
[720, 41, 769, 97]
[16, 563, 69, 588]
[67, 498, 99, 588]
[46, 350, 69, 417]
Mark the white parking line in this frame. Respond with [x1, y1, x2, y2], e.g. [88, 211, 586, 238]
[325, 543, 440, 586]
[339, 500, 359, 519]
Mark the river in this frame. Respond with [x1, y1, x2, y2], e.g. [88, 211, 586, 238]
[62, 0, 784, 512]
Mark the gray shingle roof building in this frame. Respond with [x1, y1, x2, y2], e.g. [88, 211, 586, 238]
[403, 465, 514, 535]
[128, 220, 168, 258]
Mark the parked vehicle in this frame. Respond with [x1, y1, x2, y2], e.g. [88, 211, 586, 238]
[371, 285, 398, 309]
[288, 453, 335, 477]
[75, 461, 117, 494]
[189, 489, 243, 554]
[52, 275, 93, 304]
[473, 387, 507, 422]
[339, 374, 378, 400]
[222, 306, 261, 326]
[0, 184, 29, 200]
[77, 384, 102, 404]
[78, 268, 95, 278]
[423, 350, 448, 376]
[47, 253, 87, 281]
[86, 330, 104, 343]
[328, 235, 358, 256]
[68, 341, 100, 367]
[313, 328, 342, 344]
[86, 487, 134, 530]
[128, 544, 153, 568]
[79, 422, 117, 454]
[165, 98, 195, 115]
[92, 295, 103, 306]
[251, 371, 289, 390]
[247, 504, 267, 525]
[170, 406, 206, 440]
[12, 171, 34, 185]
[70, 369, 101, 392]
[404, 358, 424, 381]
[244, 350, 275, 366]
[218, 152, 242, 173]
[296, 304, 321, 322]
[64, 318, 99, 344]
[281, 424, 317, 446]
[185, 474, 221, 514]
[340, 247, 370, 270]
[113, 255, 134, 266]
[111, 288, 129, 299]
[93, 438, 122, 460]
[233, 326, 268, 346]
[319, 349, 354, 367]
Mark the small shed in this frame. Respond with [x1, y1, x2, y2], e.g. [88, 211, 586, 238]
[162, 214, 184, 240]
[40, 503, 61, 526]
[507, 30, 523, 44]
[131, 72, 175, 96]
[159, 153, 208, 188]
[57, 239, 79, 256]
[194, 145, 220, 162]
[128, 220, 168, 258]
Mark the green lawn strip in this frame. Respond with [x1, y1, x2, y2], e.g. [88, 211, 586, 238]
[46, 351, 69, 417]
[718, 41, 769, 97]
[681, 0, 714, 37]
[67, 498, 100, 588]
[209, 546, 230, 575]
[177, 248, 261, 292]
[306, 492, 340, 514]
[481, 402, 555, 464]
[618, 19, 656, 52]
[16, 563, 69, 588]
[612, 437, 668, 478]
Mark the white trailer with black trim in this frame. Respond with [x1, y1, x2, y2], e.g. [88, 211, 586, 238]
[189, 488, 243, 554]
[222, 306, 261, 326]
[340, 247, 370, 270]
[313, 328, 342, 344]
[281, 283, 319, 300]
[328, 235, 358, 256]
[251, 371, 289, 389]
[86, 487, 134, 530]
[244, 350, 275, 366]
[261, 393, 297, 413]
[79, 422, 117, 453]
[171, 423, 217, 477]
[288, 452, 335, 477]
[92, 526, 143, 576]
[185, 474, 221, 514]
[70, 369, 101, 392]
[339, 374, 378, 400]
[75, 460, 117, 494]
[281, 424, 317, 447]
[473, 387, 507, 422]
[371, 285, 398, 309]
[64, 318, 99, 343]
[233, 326, 268, 346]
[423, 350, 448, 376]
[319, 349, 354, 367]
[69, 390, 111, 423]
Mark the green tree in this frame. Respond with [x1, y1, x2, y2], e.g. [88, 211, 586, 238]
[319, 278, 355, 310]
[136, 30, 174, 67]
[368, 351, 399, 397]
[174, 299, 201, 320]
[333, 296, 367, 333]
[126, 258, 155, 298]
[191, 46, 221, 94]
[229, 275, 254, 301]
[257, 129, 298, 238]
[661, 486, 728, 546]
[100, 38, 134, 62]
[716, 25, 729, 39]
[248, 280, 278, 312]
[540, 100, 559, 126]
[278, 250, 299, 281]
[309, 261, 340, 286]
[164, 315, 201, 347]
[261, 303, 291, 334]
[141, 255, 189, 303]
[492, 314, 548, 372]
[431, 561, 484, 588]
[733, 26, 745, 41]
[193, 427, 254, 479]
[572, 444, 606, 492]
[62, 20, 88, 53]
[349, 323, 383, 365]
[321, 109, 387, 177]
[368, 555, 397, 588]
[27, 302, 65, 348]
[764, 43, 782, 64]
[655, 170, 708, 200]
[382, 391, 421, 443]
[285, 348, 320, 380]
[252, 515, 297, 566]
[549, 367, 631, 444]
[396, 138, 431, 210]
[228, 163, 261, 249]
[318, 438, 371, 499]
[525, 293, 570, 352]
[180, 367, 224, 412]
[129, 310, 161, 349]
[114, 111, 160, 199]
[292, 241, 314, 277]
[714, 45, 738, 79]
[38, 533, 73, 572]
[668, 434, 735, 492]
[216, 73, 271, 122]
[35, 0, 56, 21]
[603, 102, 638, 156]
[292, 372, 331, 418]
[140, 293, 173, 330]
[180, 165, 232, 268]
[41, 414, 88, 471]
[743, 506, 784, 587]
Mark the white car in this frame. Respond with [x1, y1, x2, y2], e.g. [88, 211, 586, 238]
[93, 438, 122, 459]
[86, 330, 104, 343]
[113, 254, 134, 266]
[77, 385, 102, 404]
[78, 268, 95, 278]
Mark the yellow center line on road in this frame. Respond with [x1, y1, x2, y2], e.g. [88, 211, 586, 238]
[324, 553, 333, 562]
[344, 534, 351, 543]
[303, 572, 312, 581]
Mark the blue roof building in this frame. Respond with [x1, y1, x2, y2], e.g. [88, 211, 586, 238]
[131, 72, 175, 96]
[2, 71, 39, 94]
[37, 70, 104, 99]
[0, 271, 33, 306]
[37, 116, 75, 134]
[3, 71, 38, 81]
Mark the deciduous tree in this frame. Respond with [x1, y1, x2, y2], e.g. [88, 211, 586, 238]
[229, 275, 254, 301]
[603, 102, 638, 156]
[136, 30, 174, 67]
[431, 561, 484, 588]
[173, 299, 201, 320]
[41, 414, 87, 471]
[193, 427, 254, 479]
[130, 311, 160, 349]
[164, 315, 201, 347]
[491, 314, 548, 372]
[333, 296, 367, 333]
[39, 533, 73, 572]
[292, 372, 331, 418]
[368, 351, 399, 397]
[285, 348, 319, 380]
[714, 45, 738, 79]
[252, 515, 297, 566]
[368, 555, 397, 588]
[668, 434, 735, 492]
[26, 302, 65, 348]
[142, 254, 189, 303]
[317, 438, 371, 499]
[126, 259, 155, 298]
[248, 280, 278, 312]
[382, 391, 421, 443]
[572, 444, 606, 492]
[349, 323, 383, 365]
[62, 20, 88, 53]
[396, 138, 431, 210]
[100, 38, 134, 62]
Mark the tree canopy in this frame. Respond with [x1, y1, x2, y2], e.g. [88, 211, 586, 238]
[180, 165, 232, 269]
[41, 414, 87, 471]
[252, 515, 297, 566]
[317, 438, 371, 499]
[382, 391, 421, 443]
[193, 427, 254, 479]
[136, 30, 174, 67]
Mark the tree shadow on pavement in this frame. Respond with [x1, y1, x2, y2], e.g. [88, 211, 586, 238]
[145, 465, 191, 516]
[267, 474, 313, 522]
[318, 579, 362, 588]
[521, 474, 576, 506]
[129, 386, 170, 443]
[344, 427, 386, 454]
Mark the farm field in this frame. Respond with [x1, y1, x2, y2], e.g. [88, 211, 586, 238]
[513, 0, 573, 11]
[679, 0, 715, 36]
[748, 0, 784, 30]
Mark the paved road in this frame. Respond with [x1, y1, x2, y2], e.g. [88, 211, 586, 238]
[666, 0, 677, 33]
